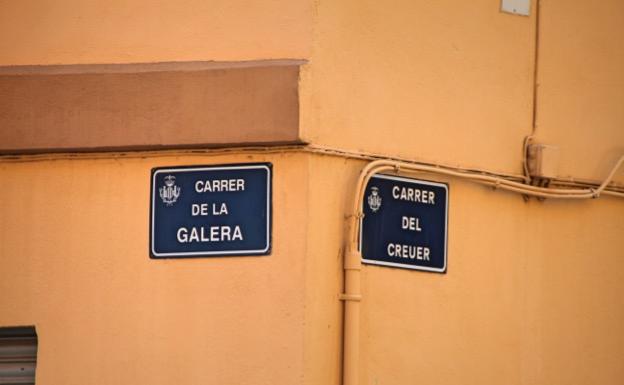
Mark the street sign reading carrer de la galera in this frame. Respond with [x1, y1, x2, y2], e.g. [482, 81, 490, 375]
[150, 163, 271, 258]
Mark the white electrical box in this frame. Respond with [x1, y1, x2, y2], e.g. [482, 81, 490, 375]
[501, 0, 531, 16]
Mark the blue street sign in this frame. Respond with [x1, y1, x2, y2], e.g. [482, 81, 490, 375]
[150, 163, 271, 258]
[360, 174, 448, 272]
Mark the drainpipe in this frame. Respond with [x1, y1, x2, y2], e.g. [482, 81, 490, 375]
[340, 163, 394, 385]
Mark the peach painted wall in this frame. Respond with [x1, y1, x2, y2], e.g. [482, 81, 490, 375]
[0, 0, 312, 65]
[0, 153, 310, 385]
[0, 1, 623, 384]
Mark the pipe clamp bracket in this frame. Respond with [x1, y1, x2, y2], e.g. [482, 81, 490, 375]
[339, 293, 362, 302]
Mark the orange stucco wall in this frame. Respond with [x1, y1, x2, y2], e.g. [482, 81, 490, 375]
[0, 153, 310, 384]
[300, 0, 624, 184]
[307, 156, 624, 385]
[0, 0, 312, 65]
[1, 0, 620, 184]
[1, 152, 622, 385]
[300, 0, 536, 176]
[535, 1, 624, 183]
[0, 1, 623, 385]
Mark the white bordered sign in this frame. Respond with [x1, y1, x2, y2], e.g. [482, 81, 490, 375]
[360, 174, 449, 272]
[150, 163, 272, 258]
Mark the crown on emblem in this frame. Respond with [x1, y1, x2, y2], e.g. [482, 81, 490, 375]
[164, 175, 176, 187]
[367, 186, 382, 212]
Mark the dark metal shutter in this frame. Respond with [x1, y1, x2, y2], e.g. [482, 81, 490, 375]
[0, 327, 37, 385]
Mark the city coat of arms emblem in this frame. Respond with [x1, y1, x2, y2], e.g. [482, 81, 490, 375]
[367, 186, 382, 212]
[159, 175, 181, 206]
